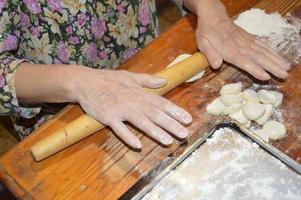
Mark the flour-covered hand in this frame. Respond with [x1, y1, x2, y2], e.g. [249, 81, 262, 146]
[76, 69, 192, 148]
[196, 15, 290, 80]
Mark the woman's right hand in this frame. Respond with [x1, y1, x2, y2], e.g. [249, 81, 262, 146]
[75, 69, 192, 149]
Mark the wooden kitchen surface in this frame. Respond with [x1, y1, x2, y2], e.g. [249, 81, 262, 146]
[1, 0, 301, 199]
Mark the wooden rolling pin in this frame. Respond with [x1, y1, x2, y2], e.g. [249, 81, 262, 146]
[30, 52, 209, 161]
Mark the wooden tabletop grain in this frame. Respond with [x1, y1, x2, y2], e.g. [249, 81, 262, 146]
[1, 0, 301, 199]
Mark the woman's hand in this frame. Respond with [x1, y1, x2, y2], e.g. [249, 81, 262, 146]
[76, 69, 192, 149]
[183, 0, 290, 80]
[196, 18, 290, 80]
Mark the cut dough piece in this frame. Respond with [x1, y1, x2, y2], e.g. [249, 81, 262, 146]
[220, 82, 242, 95]
[220, 92, 243, 106]
[256, 104, 274, 125]
[223, 103, 242, 115]
[167, 54, 205, 83]
[242, 102, 265, 120]
[272, 91, 283, 107]
[242, 89, 259, 102]
[258, 90, 283, 107]
[229, 109, 250, 125]
[244, 120, 251, 128]
[254, 129, 269, 143]
[206, 97, 226, 115]
[263, 120, 286, 140]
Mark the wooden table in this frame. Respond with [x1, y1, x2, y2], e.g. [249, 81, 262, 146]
[1, 0, 301, 199]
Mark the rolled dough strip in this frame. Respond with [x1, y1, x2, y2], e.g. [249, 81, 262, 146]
[223, 103, 242, 115]
[229, 109, 250, 126]
[258, 90, 283, 107]
[167, 54, 205, 82]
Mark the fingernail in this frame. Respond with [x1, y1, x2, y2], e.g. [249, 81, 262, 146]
[182, 113, 192, 124]
[131, 138, 142, 149]
[154, 78, 167, 87]
[212, 59, 222, 69]
[261, 73, 271, 80]
[161, 135, 173, 145]
[178, 128, 188, 138]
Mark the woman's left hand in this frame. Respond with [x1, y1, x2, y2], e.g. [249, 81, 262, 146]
[195, 17, 290, 80]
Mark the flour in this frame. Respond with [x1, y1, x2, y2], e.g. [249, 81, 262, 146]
[234, 8, 301, 63]
[141, 128, 301, 200]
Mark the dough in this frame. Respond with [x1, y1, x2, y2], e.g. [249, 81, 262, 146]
[206, 97, 226, 115]
[263, 120, 286, 140]
[223, 103, 242, 115]
[220, 93, 243, 106]
[254, 129, 269, 143]
[220, 82, 242, 95]
[256, 104, 274, 125]
[272, 91, 283, 107]
[167, 54, 205, 83]
[242, 89, 259, 102]
[258, 90, 283, 107]
[229, 109, 250, 126]
[242, 102, 265, 120]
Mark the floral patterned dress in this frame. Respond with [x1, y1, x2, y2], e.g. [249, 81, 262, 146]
[0, 0, 183, 138]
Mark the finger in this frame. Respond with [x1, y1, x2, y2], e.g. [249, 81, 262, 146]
[240, 48, 288, 79]
[197, 36, 223, 69]
[145, 108, 189, 139]
[133, 73, 167, 89]
[123, 110, 173, 145]
[110, 121, 142, 149]
[239, 29, 290, 70]
[253, 39, 291, 70]
[251, 43, 290, 71]
[228, 53, 271, 80]
[148, 94, 192, 124]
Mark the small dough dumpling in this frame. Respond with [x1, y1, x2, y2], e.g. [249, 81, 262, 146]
[223, 103, 242, 115]
[242, 89, 259, 102]
[263, 120, 286, 140]
[272, 91, 283, 107]
[256, 104, 274, 125]
[258, 90, 283, 107]
[206, 97, 226, 115]
[167, 54, 205, 83]
[220, 82, 242, 95]
[242, 102, 265, 121]
[254, 129, 269, 143]
[229, 109, 250, 126]
[220, 93, 243, 106]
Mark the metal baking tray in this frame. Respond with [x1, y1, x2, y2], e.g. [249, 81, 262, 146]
[120, 120, 301, 200]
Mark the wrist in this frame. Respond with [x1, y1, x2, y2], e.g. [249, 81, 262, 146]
[193, 0, 229, 26]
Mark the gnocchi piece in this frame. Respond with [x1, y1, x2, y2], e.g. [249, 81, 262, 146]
[221, 93, 243, 106]
[242, 102, 265, 121]
[256, 104, 274, 125]
[242, 89, 259, 102]
[206, 97, 226, 115]
[263, 120, 286, 140]
[223, 103, 242, 115]
[220, 82, 242, 95]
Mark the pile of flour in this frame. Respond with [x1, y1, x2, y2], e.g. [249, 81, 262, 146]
[234, 8, 301, 64]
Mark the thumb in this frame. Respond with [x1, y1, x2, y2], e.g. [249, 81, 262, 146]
[133, 73, 167, 89]
[197, 36, 223, 69]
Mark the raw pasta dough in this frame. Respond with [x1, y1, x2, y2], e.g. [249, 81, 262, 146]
[167, 54, 205, 82]
[263, 120, 286, 140]
[206, 82, 286, 142]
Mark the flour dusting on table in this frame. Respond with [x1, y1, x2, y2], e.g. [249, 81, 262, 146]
[234, 8, 301, 63]
[141, 128, 301, 200]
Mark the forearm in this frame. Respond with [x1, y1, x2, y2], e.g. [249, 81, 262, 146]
[15, 63, 90, 104]
[183, 0, 229, 23]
